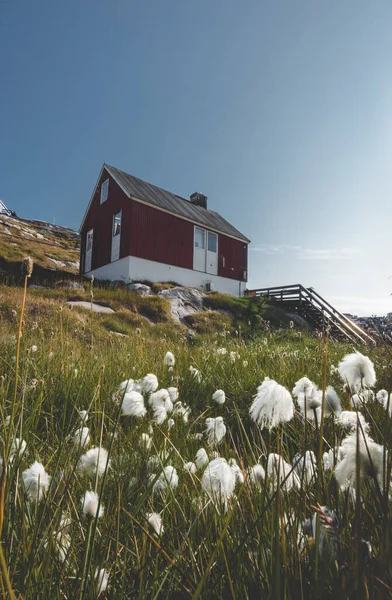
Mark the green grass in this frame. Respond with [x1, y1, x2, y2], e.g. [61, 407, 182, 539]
[1, 282, 392, 598]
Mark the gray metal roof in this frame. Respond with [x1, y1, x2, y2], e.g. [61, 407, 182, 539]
[105, 164, 250, 243]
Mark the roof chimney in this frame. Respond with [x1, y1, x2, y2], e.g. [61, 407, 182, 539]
[190, 192, 207, 209]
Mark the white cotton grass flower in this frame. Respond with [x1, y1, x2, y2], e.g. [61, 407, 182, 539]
[323, 447, 344, 471]
[153, 405, 168, 425]
[153, 466, 179, 494]
[325, 386, 342, 416]
[22, 461, 50, 502]
[148, 389, 173, 413]
[292, 377, 315, 398]
[81, 490, 104, 519]
[122, 391, 147, 418]
[167, 387, 179, 402]
[164, 351, 175, 367]
[195, 448, 209, 470]
[230, 351, 239, 363]
[10, 438, 27, 462]
[72, 427, 90, 448]
[205, 417, 226, 446]
[202, 457, 236, 512]
[141, 373, 159, 394]
[293, 451, 317, 485]
[189, 366, 202, 382]
[78, 447, 110, 477]
[336, 411, 370, 434]
[167, 418, 175, 430]
[228, 458, 244, 484]
[250, 377, 294, 430]
[334, 431, 384, 492]
[147, 512, 164, 536]
[338, 351, 376, 391]
[267, 453, 300, 492]
[119, 379, 138, 394]
[292, 377, 322, 420]
[30, 345, 38, 353]
[147, 455, 161, 474]
[172, 401, 191, 423]
[79, 410, 88, 424]
[140, 433, 152, 451]
[376, 389, 392, 415]
[216, 347, 227, 355]
[212, 389, 225, 405]
[184, 461, 197, 474]
[95, 568, 109, 597]
[247, 464, 266, 488]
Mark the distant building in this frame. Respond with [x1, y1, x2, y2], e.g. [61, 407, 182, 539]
[79, 164, 250, 296]
[0, 200, 12, 216]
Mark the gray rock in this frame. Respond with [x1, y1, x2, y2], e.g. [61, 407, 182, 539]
[127, 283, 152, 296]
[66, 301, 115, 314]
[55, 281, 85, 291]
[159, 286, 205, 323]
[28, 284, 46, 289]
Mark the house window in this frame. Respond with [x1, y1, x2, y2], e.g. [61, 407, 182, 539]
[194, 227, 205, 249]
[86, 229, 93, 252]
[100, 179, 109, 204]
[207, 231, 217, 253]
[113, 211, 121, 236]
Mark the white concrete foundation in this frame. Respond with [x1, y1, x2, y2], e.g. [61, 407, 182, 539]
[86, 255, 246, 297]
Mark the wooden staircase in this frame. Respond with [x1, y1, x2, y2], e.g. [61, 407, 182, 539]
[245, 284, 375, 346]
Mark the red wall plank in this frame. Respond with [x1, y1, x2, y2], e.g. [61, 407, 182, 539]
[129, 201, 193, 270]
[218, 234, 248, 281]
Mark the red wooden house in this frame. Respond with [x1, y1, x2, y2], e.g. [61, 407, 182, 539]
[79, 164, 250, 296]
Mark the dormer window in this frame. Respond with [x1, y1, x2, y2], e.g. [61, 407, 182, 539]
[100, 179, 109, 204]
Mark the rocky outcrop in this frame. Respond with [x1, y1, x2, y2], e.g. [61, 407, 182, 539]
[127, 283, 152, 296]
[66, 301, 115, 314]
[158, 286, 205, 323]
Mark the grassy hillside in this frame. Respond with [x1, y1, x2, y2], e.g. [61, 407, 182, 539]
[1, 279, 392, 598]
[0, 215, 79, 280]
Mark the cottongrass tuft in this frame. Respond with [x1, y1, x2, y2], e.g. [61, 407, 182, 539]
[164, 351, 175, 367]
[72, 427, 90, 449]
[202, 457, 236, 513]
[122, 391, 147, 418]
[147, 512, 164, 536]
[267, 453, 300, 492]
[334, 431, 384, 492]
[195, 448, 209, 470]
[250, 377, 294, 430]
[189, 366, 202, 382]
[153, 466, 179, 494]
[247, 464, 265, 488]
[205, 417, 226, 445]
[95, 568, 109, 597]
[140, 433, 152, 450]
[212, 389, 226, 405]
[184, 461, 197, 474]
[338, 351, 376, 391]
[325, 386, 342, 416]
[82, 490, 104, 519]
[336, 411, 370, 434]
[141, 373, 159, 394]
[78, 447, 110, 477]
[22, 461, 50, 502]
[149, 389, 173, 413]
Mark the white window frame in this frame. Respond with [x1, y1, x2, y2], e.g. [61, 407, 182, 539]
[100, 179, 109, 204]
[112, 210, 122, 237]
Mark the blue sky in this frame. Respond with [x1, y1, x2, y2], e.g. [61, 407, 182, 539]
[1, 1, 392, 315]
